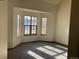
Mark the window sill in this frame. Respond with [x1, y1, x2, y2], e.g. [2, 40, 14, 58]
[24, 34, 37, 36]
[41, 34, 47, 36]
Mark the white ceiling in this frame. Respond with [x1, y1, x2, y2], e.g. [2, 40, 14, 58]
[40, 0, 62, 5]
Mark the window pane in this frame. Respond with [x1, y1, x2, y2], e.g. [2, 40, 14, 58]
[24, 16, 31, 25]
[41, 17, 47, 34]
[24, 26, 30, 34]
[31, 17, 37, 25]
[17, 15, 20, 37]
[31, 26, 36, 34]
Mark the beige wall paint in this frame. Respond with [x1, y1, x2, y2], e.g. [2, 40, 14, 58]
[11, 8, 56, 48]
[39, 13, 56, 42]
[0, 0, 8, 59]
[55, 0, 71, 45]
[8, 0, 71, 48]
[21, 10, 56, 42]
[12, 8, 22, 48]
[8, 0, 57, 48]
[10, 0, 56, 12]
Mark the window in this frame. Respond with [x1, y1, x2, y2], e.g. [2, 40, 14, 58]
[24, 16, 37, 35]
[17, 15, 20, 37]
[41, 17, 47, 35]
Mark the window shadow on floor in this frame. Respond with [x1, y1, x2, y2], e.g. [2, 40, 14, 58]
[8, 42, 68, 59]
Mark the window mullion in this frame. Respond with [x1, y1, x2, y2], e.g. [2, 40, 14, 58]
[30, 17, 32, 34]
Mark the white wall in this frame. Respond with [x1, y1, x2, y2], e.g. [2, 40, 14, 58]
[55, 0, 71, 45]
[0, 0, 8, 59]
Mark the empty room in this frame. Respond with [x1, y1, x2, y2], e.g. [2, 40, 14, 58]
[7, 0, 71, 59]
[2, 0, 79, 59]
[7, 0, 72, 59]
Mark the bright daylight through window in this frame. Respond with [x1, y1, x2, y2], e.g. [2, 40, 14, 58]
[41, 17, 47, 35]
[24, 16, 37, 35]
[17, 15, 20, 37]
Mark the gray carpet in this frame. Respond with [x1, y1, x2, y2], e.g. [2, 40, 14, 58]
[8, 42, 68, 59]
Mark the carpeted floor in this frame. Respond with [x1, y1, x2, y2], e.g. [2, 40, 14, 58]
[8, 42, 68, 59]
